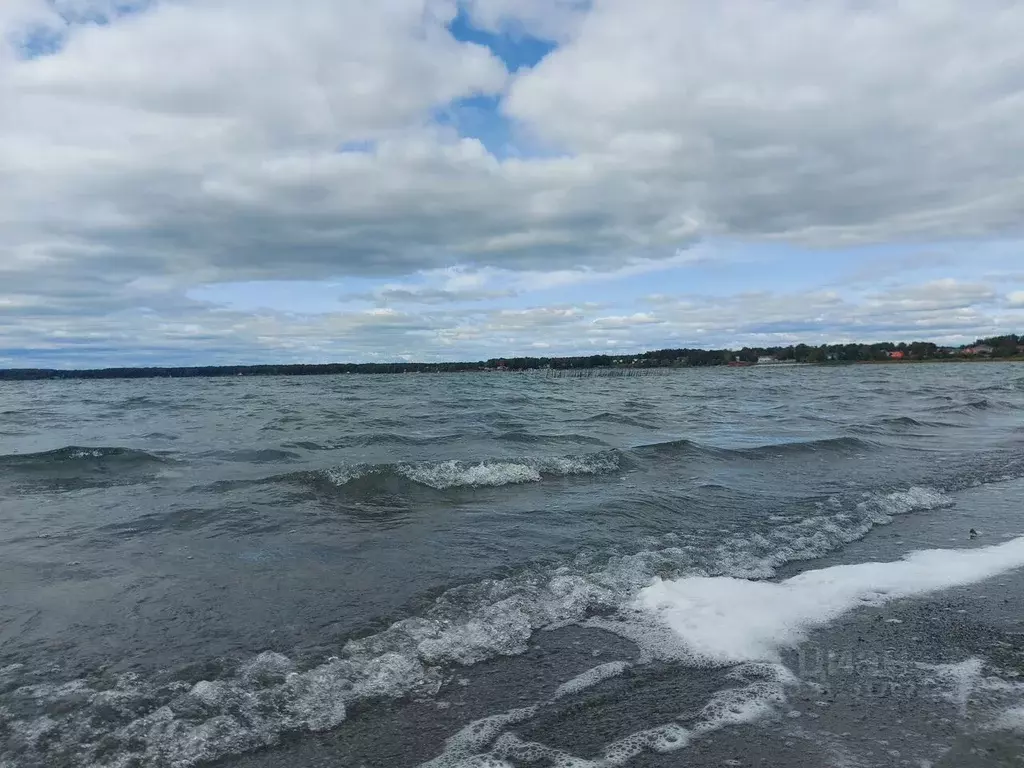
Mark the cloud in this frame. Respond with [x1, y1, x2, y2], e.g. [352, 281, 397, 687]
[864, 279, 997, 314]
[1, 1, 511, 290]
[5, 271, 1021, 368]
[640, 278, 1015, 347]
[506, 0, 1024, 244]
[346, 265, 520, 305]
[461, 0, 588, 42]
[592, 313, 662, 329]
[370, 286, 517, 305]
[2, 1, 1024, 365]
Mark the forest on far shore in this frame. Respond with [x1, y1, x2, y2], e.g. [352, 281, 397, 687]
[1, 334, 1021, 381]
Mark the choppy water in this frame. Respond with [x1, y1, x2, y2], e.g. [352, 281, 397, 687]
[3, 364, 1024, 767]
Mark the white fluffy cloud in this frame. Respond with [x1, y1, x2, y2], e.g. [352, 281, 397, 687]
[2, 0, 1024, 364]
[461, 0, 587, 41]
[4, 271, 1020, 369]
[507, 0, 1024, 243]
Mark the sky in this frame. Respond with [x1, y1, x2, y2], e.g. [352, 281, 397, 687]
[1, 0, 1024, 368]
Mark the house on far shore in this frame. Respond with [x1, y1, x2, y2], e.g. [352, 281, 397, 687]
[964, 345, 993, 356]
[887, 350, 905, 360]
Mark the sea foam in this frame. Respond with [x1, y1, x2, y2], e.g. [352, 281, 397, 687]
[418, 662, 792, 768]
[638, 535, 1024, 665]
[551, 661, 630, 700]
[321, 451, 621, 490]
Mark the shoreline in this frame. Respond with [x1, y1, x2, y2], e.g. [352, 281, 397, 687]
[0, 356, 1021, 383]
[217, 479, 1024, 768]
[215, 574, 1024, 768]
[844, 356, 1024, 365]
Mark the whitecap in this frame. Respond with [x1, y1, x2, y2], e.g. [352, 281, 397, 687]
[638, 535, 1024, 665]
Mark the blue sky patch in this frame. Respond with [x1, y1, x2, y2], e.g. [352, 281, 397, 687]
[447, 5, 558, 73]
[13, 23, 65, 59]
[13, 0, 155, 59]
[51, 0, 154, 26]
[436, 3, 564, 157]
[432, 95, 516, 157]
[337, 139, 377, 154]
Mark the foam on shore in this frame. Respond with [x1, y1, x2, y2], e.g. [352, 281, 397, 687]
[638, 535, 1024, 665]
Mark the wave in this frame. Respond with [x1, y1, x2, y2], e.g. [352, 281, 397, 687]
[495, 431, 608, 447]
[731, 436, 874, 458]
[579, 411, 661, 429]
[118, 395, 158, 407]
[962, 398, 994, 410]
[316, 451, 623, 491]
[0, 485, 952, 767]
[879, 415, 926, 427]
[357, 432, 465, 448]
[628, 438, 722, 463]
[280, 433, 466, 451]
[631, 436, 873, 462]
[0, 445, 166, 472]
[847, 415, 966, 436]
[281, 440, 330, 451]
[934, 397, 1016, 414]
[206, 448, 301, 464]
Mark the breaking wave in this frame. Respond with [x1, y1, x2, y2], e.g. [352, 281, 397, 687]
[448, 533, 1024, 768]
[0, 485, 952, 767]
[312, 451, 623, 491]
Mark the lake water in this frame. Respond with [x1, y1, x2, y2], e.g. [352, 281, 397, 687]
[3, 364, 1024, 767]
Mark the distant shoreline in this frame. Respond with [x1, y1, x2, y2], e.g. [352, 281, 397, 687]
[854, 356, 1024, 364]
[1, 353, 1022, 382]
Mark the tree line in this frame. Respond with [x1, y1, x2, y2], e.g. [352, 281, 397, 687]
[0, 334, 1019, 381]
[484, 334, 1021, 369]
